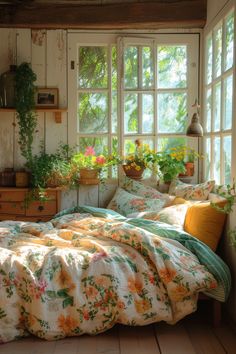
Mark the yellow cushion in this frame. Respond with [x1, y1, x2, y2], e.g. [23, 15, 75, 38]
[184, 201, 227, 251]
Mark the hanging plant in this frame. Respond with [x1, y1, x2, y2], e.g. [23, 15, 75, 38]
[15, 62, 37, 167]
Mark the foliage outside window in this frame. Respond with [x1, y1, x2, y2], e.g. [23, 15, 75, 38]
[204, 10, 234, 185]
[74, 35, 198, 179]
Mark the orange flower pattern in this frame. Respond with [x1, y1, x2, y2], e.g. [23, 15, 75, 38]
[0, 211, 224, 343]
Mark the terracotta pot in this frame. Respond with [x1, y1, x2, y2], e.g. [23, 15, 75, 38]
[179, 162, 194, 177]
[122, 165, 144, 180]
[79, 168, 100, 185]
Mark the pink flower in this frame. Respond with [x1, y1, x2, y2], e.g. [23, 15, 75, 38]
[85, 146, 95, 156]
[96, 155, 106, 165]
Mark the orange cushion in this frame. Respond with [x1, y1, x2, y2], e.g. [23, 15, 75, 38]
[184, 201, 227, 251]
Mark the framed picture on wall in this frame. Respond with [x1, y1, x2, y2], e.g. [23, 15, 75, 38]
[35, 88, 58, 108]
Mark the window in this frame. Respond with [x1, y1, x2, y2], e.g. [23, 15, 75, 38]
[68, 33, 199, 179]
[203, 10, 234, 184]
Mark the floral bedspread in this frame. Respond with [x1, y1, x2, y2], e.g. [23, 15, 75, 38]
[0, 207, 230, 343]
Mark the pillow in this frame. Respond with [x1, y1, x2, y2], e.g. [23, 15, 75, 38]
[128, 203, 190, 229]
[169, 179, 215, 200]
[184, 201, 227, 251]
[107, 188, 165, 217]
[121, 176, 170, 204]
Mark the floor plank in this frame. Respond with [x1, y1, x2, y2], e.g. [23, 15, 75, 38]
[119, 325, 160, 354]
[185, 321, 226, 354]
[212, 324, 236, 354]
[54, 337, 78, 354]
[155, 322, 196, 354]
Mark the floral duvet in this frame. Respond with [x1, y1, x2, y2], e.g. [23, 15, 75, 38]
[0, 206, 231, 343]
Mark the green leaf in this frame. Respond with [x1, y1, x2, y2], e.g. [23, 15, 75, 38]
[63, 296, 74, 308]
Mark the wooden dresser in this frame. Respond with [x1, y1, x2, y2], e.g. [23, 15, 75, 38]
[0, 188, 61, 222]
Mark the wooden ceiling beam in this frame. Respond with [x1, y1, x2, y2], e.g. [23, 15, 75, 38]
[0, 0, 207, 29]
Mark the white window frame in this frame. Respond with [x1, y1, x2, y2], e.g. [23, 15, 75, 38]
[68, 32, 200, 180]
[203, 7, 235, 185]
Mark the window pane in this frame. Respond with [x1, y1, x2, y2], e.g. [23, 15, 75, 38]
[158, 45, 187, 88]
[78, 136, 108, 155]
[112, 46, 117, 90]
[112, 136, 118, 178]
[142, 46, 154, 88]
[213, 83, 221, 131]
[142, 94, 154, 133]
[124, 93, 138, 134]
[225, 12, 234, 71]
[206, 36, 213, 84]
[205, 137, 211, 180]
[124, 46, 138, 89]
[214, 26, 222, 78]
[158, 92, 187, 133]
[206, 88, 212, 132]
[213, 136, 221, 184]
[112, 92, 117, 133]
[78, 47, 107, 88]
[78, 93, 108, 133]
[223, 136, 231, 184]
[157, 137, 186, 151]
[224, 75, 233, 130]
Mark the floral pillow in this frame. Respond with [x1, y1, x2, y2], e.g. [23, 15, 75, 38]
[107, 187, 165, 217]
[127, 203, 191, 229]
[169, 179, 215, 200]
[121, 176, 170, 205]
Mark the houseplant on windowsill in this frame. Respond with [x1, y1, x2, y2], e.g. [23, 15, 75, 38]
[72, 146, 119, 185]
[122, 139, 155, 180]
[154, 148, 186, 184]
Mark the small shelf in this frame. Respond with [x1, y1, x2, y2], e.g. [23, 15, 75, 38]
[0, 107, 67, 123]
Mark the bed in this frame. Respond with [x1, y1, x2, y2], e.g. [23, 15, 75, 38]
[0, 205, 231, 343]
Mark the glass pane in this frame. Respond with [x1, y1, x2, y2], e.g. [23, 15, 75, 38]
[206, 88, 212, 132]
[158, 92, 187, 133]
[124, 93, 138, 134]
[225, 12, 234, 71]
[214, 26, 222, 78]
[112, 46, 117, 90]
[78, 93, 108, 133]
[78, 136, 108, 155]
[205, 137, 211, 180]
[78, 46, 107, 88]
[112, 136, 118, 178]
[112, 92, 117, 133]
[206, 36, 213, 84]
[157, 137, 186, 151]
[213, 136, 221, 184]
[142, 46, 154, 88]
[158, 45, 187, 88]
[223, 135, 231, 184]
[124, 46, 138, 89]
[142, 94, 154, 133]
[224, 75, 233, 130]
[213, 83, 221, 132]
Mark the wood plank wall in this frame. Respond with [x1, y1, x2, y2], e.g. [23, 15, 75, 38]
[0, 28, 117, 210]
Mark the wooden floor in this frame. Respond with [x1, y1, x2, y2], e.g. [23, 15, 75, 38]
[1, 304, 236, 354]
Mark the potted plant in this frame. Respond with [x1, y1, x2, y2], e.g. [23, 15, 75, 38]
[169, 145, 202, 177]
[154, 148, 186, 184]
[72, 146, 119, 185]
[122, 139, 155, 180]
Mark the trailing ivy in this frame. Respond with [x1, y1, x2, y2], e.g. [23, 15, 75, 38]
[15, 62, 37, 166]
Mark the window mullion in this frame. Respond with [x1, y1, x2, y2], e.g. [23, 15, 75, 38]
[154, 41, 158, 151]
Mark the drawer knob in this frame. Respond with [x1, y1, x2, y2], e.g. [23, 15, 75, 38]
[38, 205, 44, 212]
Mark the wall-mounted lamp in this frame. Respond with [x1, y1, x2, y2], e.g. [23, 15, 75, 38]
[186, 100, 203, 137]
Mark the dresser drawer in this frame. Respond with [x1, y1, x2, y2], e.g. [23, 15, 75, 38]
[26, 201, 57, 216]
[0, 191, 26, 202]
[0, 202, 25, 215]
